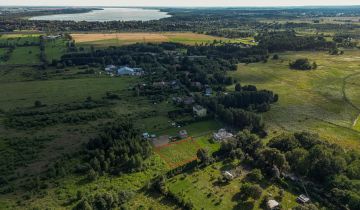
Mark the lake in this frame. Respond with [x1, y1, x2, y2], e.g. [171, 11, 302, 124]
[29, 8, 171, 22]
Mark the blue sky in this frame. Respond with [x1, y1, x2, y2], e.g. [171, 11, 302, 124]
[1, 0, 359, 7]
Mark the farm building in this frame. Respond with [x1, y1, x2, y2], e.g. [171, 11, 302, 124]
[213, 129, 233, 141]
[193, 105, 207, 117]
[178, 130, 188, 139]
[297, 194, 310, 204]
[267, 200, 280, 210]
[117, 66, 143, 76]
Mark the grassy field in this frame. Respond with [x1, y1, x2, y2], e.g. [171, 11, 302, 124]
[45, 38, 67, 62]
[229, 50, 360, 150]
[166, 161, 299, 210]
[4, 46, 40, 65]
[0, 77, 137, 110]
[71, 32, 255, 47]
[0, 34, 40, 46]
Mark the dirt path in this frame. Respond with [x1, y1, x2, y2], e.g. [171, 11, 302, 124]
[341, 72, 360, 127]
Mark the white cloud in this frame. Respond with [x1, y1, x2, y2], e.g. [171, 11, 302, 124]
[1, 0, 360, 7]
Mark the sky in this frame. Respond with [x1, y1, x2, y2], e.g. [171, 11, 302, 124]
[1, 0, 360, 7]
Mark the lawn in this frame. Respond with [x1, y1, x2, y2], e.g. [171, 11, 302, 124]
[166, 161, 299, 210]
[4, 46, 40, 65]
[0, 77, 137, 110]
[72, 32, 255, 47]
[228, 50, 360, 150]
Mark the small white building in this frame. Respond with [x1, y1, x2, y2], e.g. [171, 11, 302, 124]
[193, 105, 207, 117]
[267, 200, 280, 210]
[223, 171, 234, 180]
[213, 129, 233, 141]
[297, 194, 310, 204]
[117, 66, 136, 76]
[105, 65, 116, 72]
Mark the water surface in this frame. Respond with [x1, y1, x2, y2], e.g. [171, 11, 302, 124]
[29, 8, 170, 22]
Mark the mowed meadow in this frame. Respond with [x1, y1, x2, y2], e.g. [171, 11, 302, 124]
[229, 50, 360, 150]
[71, 32, 255, 47]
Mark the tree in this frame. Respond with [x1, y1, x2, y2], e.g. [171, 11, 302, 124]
[34, 100, 42, 107]
[235, 83, 242, 91]
[73, 199, 92, 210]
[197, 148, 211, 165]
[247, 169, 263, 182]
[87, 169, 97, 181]
[240, 183, 263, 200]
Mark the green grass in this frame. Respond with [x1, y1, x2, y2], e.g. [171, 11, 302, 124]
[0, 34, 40, 46]
[5, 46, 40, 65]
[228, 50, 360, 150]
[45, 38, 67, 62]
[155, 138, 201, 168]
[0, 154, 171, 209]
[166, 161, 299, 210]
[0, 77, 137, 110]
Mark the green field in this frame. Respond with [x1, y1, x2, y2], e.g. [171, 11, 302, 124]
[0, 77, 137, 110]
[229, 50, 360, 150]
[45, 38, 67, 62]
[4, 46, 40, 65]
[0, 34, 40, 46]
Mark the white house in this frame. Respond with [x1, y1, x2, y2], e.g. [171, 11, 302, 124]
[117, 66, 136, 76]
[105, 65, 116, 72]
[193, 105, 207, 117]
[223, 171, 234, 180]
[267, 200, 280, 210]
[213, 129, 233, 141]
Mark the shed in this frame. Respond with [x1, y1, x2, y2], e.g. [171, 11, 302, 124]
[297, 194, 310, 204]
[193, 105, 207, 117]
[178, 130, 188, 139]
[267, 200, 280, 210]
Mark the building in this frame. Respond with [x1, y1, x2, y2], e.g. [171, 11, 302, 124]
[205, 87, 212, 96]
[117, 66, 143, 76]
[178, 130, 188, 139]
[193, 105, 207, 117]
[213, 129, 233, 141]
[223, 171, 234, 180]
[183, 97, 195, 105]
[142, 132, 150, 139]
[267, 200, 280, 210]
[105, 65, 116, 72]
[297, 194, 310, 204]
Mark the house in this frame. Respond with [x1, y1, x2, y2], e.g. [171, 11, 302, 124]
[142, 132, 150, 139]
[213, 129, 233, 141]
[193, 105, 207, 117]
[183, 97, 195, 105]
[153, 81, 169, 87]
[117, 66, 136, 76]
[223, 171, 234, 180]
[205, 87, 212, 96]
[45, 34, 62, 40]
[105, 65, 116, 72]
[297, 194, 310, 204]
[178, 130, 188, 139]
[267, 200, 280, 210]
[117, 66, 143, 76]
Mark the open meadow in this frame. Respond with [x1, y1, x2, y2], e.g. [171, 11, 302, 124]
[229, 50, 360, 150]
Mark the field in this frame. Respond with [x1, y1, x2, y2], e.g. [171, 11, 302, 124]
[4, 46, 40, 65]
[71, 32, 255, 47]
[45, 38, 68, 62]
[229, 50, 360, 150]
[0, 34, 40, 46]
[0, 77, 137, 110]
